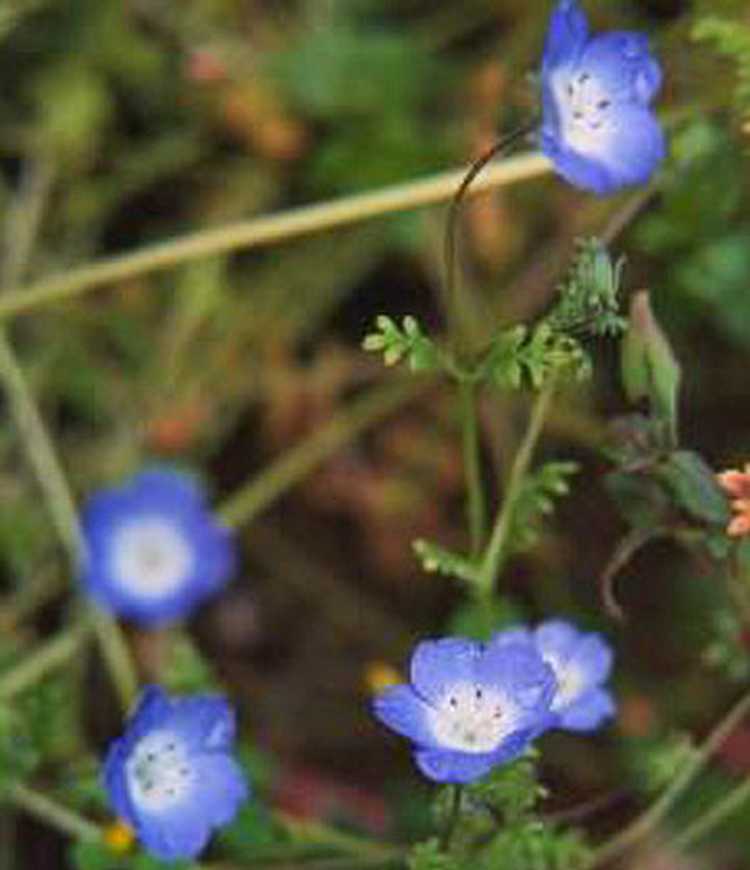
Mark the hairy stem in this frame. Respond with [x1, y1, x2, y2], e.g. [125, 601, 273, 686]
[0, 153, 551, 322]
[460, 381, 486, 557]
[475, 379, 556, 599]
[589, 687, 750, 866]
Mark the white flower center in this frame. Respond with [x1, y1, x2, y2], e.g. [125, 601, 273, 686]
[125, 730, 195, 812]
[111, 517, 193, 599]
[553, 68, 614, 153]
[427, 683, 517, 753]
[544, 654, 585, 710]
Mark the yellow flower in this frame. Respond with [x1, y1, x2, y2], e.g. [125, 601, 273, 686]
[364, 661, 402, 695]
[103, 819, 135, 854]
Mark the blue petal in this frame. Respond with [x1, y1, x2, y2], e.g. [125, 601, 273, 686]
[490, 626, 532, 647]
[167, 696, 238, 752]
[126, 686, 173, 741]
[558, 687, 616, 732]
[534, 620, 580, 661]
[414, 731, 530, 784]
[79, 468, 236, 627]
[477, 643, 556, 714]
[372, 685, 439, 748]
[190, 754, 249, 826]
[134, 803, 212, 861]
[542, 0, 589, 73]
[543, 94, 665, 196]
[409, 638, 482, 705]
[133, 752, 247, 860]
[578, 32, 662, 104]
[569, 633, 613, 686]
[102, 737, 137, 825]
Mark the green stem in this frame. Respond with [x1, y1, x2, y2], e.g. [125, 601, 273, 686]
[439, 785, 464, 853]
[218, 378, 425, 528]
[0, 620, 91, 700]
[670, 776, 750, 852]
[460, 381, 485, 558]
[443, 126, 536, 353]
[0, 330, 138, 713]
[0, 153, 551, 322]
[7, 783, 101, 842]
[475, 379, 556, 600]
[588, 687, 750, 866]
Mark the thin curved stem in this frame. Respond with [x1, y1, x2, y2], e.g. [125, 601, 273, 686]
[0, 152, 551, 322]
[588, 687, 750, 866]
[443, 124, 537, 347]
[475, 378, 556, 600]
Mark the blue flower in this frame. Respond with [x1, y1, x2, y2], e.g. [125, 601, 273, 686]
[372, 637, 556, 783]
[492, 620, 615, 733]
[539, 0, 665, 195]
[104, 685, 249, 861]
[80, 468, 235, 627]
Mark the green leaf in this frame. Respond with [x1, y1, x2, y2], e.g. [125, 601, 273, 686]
[408, 839, 457, 870]
[412, 539, 477, 584]
[604, 469, 671, 530]
[656, 450, 730, 525]
[621, 291, 681, 445]
[482, 326, 527, 390]
[467, 754, 543, 824]
[548, 237, 627, 338]
[363, 316, 442, 374]
[481, 325, 590, 392]
[508, 462, 580, 555]
[480, 819, 591, 870]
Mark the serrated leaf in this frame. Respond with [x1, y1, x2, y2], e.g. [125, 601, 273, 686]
[363, 315, 442, 374]
[413, 539, 477, 584]
[508, 462, 580, 556]
[467, 754, 542, 823]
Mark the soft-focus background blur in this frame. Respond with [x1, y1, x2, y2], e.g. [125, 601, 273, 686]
[5, 0, 750, 866]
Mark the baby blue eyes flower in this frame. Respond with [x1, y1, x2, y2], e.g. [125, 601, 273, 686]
[493, 620, 616, 733]
[372, 637, 556, 784]
[104, 685, 249, 861]
[539, 0, 665, 195]
[80, 468, 235, 627]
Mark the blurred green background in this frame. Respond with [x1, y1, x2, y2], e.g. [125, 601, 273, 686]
[4, 0, 750, 867]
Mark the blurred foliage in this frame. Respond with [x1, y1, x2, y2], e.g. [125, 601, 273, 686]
[2, 0, 750, 867]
